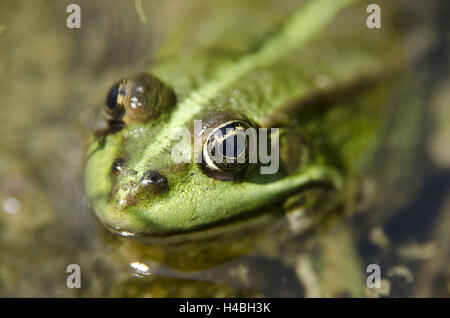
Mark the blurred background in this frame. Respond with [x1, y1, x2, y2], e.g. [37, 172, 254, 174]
[0, 0, 449, 297]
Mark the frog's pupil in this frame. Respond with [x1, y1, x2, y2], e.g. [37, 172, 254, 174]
[106, 84, 120, 111]
[216, 124, 246, 159]
[220, 135, 240, 158]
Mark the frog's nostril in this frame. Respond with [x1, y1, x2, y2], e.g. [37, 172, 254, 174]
[111, 158, 126, 173]
[140, 170, 168, 192]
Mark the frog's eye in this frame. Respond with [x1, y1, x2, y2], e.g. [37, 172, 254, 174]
[201, 120, 257, 180]
[104, 82, 125, 120]
[104, 73, 176, 126]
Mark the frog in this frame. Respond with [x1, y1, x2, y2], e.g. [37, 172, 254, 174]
[83, 0, 427, 293]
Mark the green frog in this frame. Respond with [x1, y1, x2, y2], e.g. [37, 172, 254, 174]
[84, 0, 425, 292]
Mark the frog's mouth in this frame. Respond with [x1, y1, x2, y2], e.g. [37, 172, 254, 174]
[97, 177, 342, 272]
[86, 142, 343, 242]
[106, 176, 341, 246]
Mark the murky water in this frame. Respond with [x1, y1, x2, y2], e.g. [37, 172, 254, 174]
[0, 0, 449, 297]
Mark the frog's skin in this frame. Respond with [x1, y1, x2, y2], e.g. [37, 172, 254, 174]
[84, 0, 419, 273]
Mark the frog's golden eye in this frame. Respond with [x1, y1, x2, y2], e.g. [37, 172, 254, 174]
[201, 120, 257, 180]
[104, 82, 125, 121]
[104, 73, 176, 126]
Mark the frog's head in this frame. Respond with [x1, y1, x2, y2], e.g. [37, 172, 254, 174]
[84, 73, 343, 240]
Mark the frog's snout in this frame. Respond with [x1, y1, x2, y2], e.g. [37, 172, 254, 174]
[140, 169, 168, 193]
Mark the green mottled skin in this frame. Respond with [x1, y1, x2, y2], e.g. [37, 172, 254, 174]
[84, 0, 407, 239]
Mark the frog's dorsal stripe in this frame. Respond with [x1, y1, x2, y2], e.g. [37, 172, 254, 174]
[131, 0, 356, 176]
